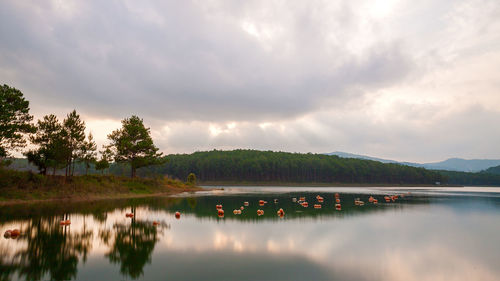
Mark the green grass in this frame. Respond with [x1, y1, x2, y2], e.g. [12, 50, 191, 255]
[0, 168, 196, 203]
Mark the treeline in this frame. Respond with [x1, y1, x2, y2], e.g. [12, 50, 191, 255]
[439, 170, 500, 186]
[141, 150, 446, 185]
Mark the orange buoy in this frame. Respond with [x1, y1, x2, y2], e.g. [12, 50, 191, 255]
[259, 200, 265, 206]
[335, 198, 340, 203]
[277, 208, 285, 216]
[4, 230, 12, 238]
[64, 220, 71, 225]
[373, 199, 378, 204]
[299, 197, 306, 202]
[368, 196, 374, 203]
[233, 209, 239, 215]
[317, 196, 324, 203]
[11, 229, 20, 237]
[126, 213, 134, 218]
[60, 220, 66, 225]
[218, 209, 225, 217]
[301, 202, 309, 207]
[335, 203, 342, 211]
[216, 204, 223, 210]
[244, 201, 249, 206]
[153, 221, 160, 226]
[314, 204, 322, 209]
[257, 209, 264, 216]
[335, 193, 340, 199]
[384, 196, 391, 202]
[175, 211, 181, 219]
[240, 206, 244, 210]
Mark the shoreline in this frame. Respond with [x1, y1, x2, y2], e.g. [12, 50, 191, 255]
[199, 182, 464, 187]
[0, 186, 203, 206]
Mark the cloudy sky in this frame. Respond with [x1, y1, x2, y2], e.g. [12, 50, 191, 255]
[1, 0, 499, 162]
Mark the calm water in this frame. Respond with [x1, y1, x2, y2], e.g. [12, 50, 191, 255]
[1, 186, 500, 281]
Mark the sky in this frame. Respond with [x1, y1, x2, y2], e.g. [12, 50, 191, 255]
[1, 0, 499, 162]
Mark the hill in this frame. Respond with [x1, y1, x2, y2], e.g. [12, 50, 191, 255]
[483, 165, 500, 175]
[328, 152, 500, 172]
[142, 150, 444, 185]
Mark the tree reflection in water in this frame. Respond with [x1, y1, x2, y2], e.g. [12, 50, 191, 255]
[101, 208, 160, 279]
[0, 215, 93, 281]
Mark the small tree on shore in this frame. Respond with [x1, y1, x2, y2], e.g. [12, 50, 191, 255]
[187, 173, 196, 185]
[79, 132, 97, 175]
[95, 147, 112, 174]
[107, 116, 163, 178]
[26, 114, 69, 175]
[0, 84, 35, 159]
[63, 110, 86, 176]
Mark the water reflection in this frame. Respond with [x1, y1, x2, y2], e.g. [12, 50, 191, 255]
[0, 188, 499, 280]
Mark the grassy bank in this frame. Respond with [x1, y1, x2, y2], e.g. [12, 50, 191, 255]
[0, 168, 200, 204]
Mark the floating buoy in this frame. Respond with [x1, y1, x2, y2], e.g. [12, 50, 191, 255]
[335, 193, 340, 199]
[4, 230, 12, 239]
[277, 208, 285, 216]
[153, 221, 160, 226]
[274, 199, 278, 203]
[240, 206, 244, 210]
[218, 209, 225, 217]
[373, 199, 378, 204]
[125, 213, 134, 218]
[314, 204, 322, 209]
[368, 196, 374, 203]
[335, 198, 340, 204]
[259, 200, 265, 206]
[244, 202, 249, 206]
[384, 196, 391, 203]
[316, 195, 324, 203]
[10, 229, 20, 237]
[292, 197, 297, 202]
[60, 220, 71, 225]
[300, 197, 306, 202]
[233, 209, 242, 215]
[216, 204, 223, 210]
[335, 203, 342, 211]
[175, 211, 181, 219]
[257, 209, 264, 216]
[301, 202, 309, 207]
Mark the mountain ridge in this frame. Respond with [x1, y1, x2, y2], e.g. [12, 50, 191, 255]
[327, 151, 500, 172]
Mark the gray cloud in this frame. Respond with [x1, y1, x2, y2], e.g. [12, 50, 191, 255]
[1, 0, 500, 161]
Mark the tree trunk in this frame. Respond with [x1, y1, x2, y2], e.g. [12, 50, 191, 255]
[131, 166, 136, 178]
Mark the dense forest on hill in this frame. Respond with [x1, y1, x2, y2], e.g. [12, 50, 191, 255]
[136, 150, 445, 185]
[439, 170, 500, 186]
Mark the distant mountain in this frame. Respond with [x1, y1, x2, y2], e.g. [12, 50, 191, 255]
[327, 152, 500, 172]
[326, 152, 397, 163]
[483, 165, 500, 175]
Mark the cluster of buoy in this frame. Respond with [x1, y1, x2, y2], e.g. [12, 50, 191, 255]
[257, 209, 264, 216]
[125, 213, 134, 218]
[4, 229, 20, 239]
[233, 209, 242, 215]
[60, 220, 71, 226]
[354, 198, 365, 206]
[335, 193, 342, 211]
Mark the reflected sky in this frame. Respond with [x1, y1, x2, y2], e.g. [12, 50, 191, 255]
[1, 187, 500, 281]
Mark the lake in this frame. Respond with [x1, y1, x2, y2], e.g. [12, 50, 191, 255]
[1, 186, 500, 281]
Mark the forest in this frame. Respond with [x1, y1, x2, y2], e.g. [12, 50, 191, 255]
[138, 150, 446, 185]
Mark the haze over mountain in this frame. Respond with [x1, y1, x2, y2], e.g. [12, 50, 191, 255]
[327, 152, 500, 172]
